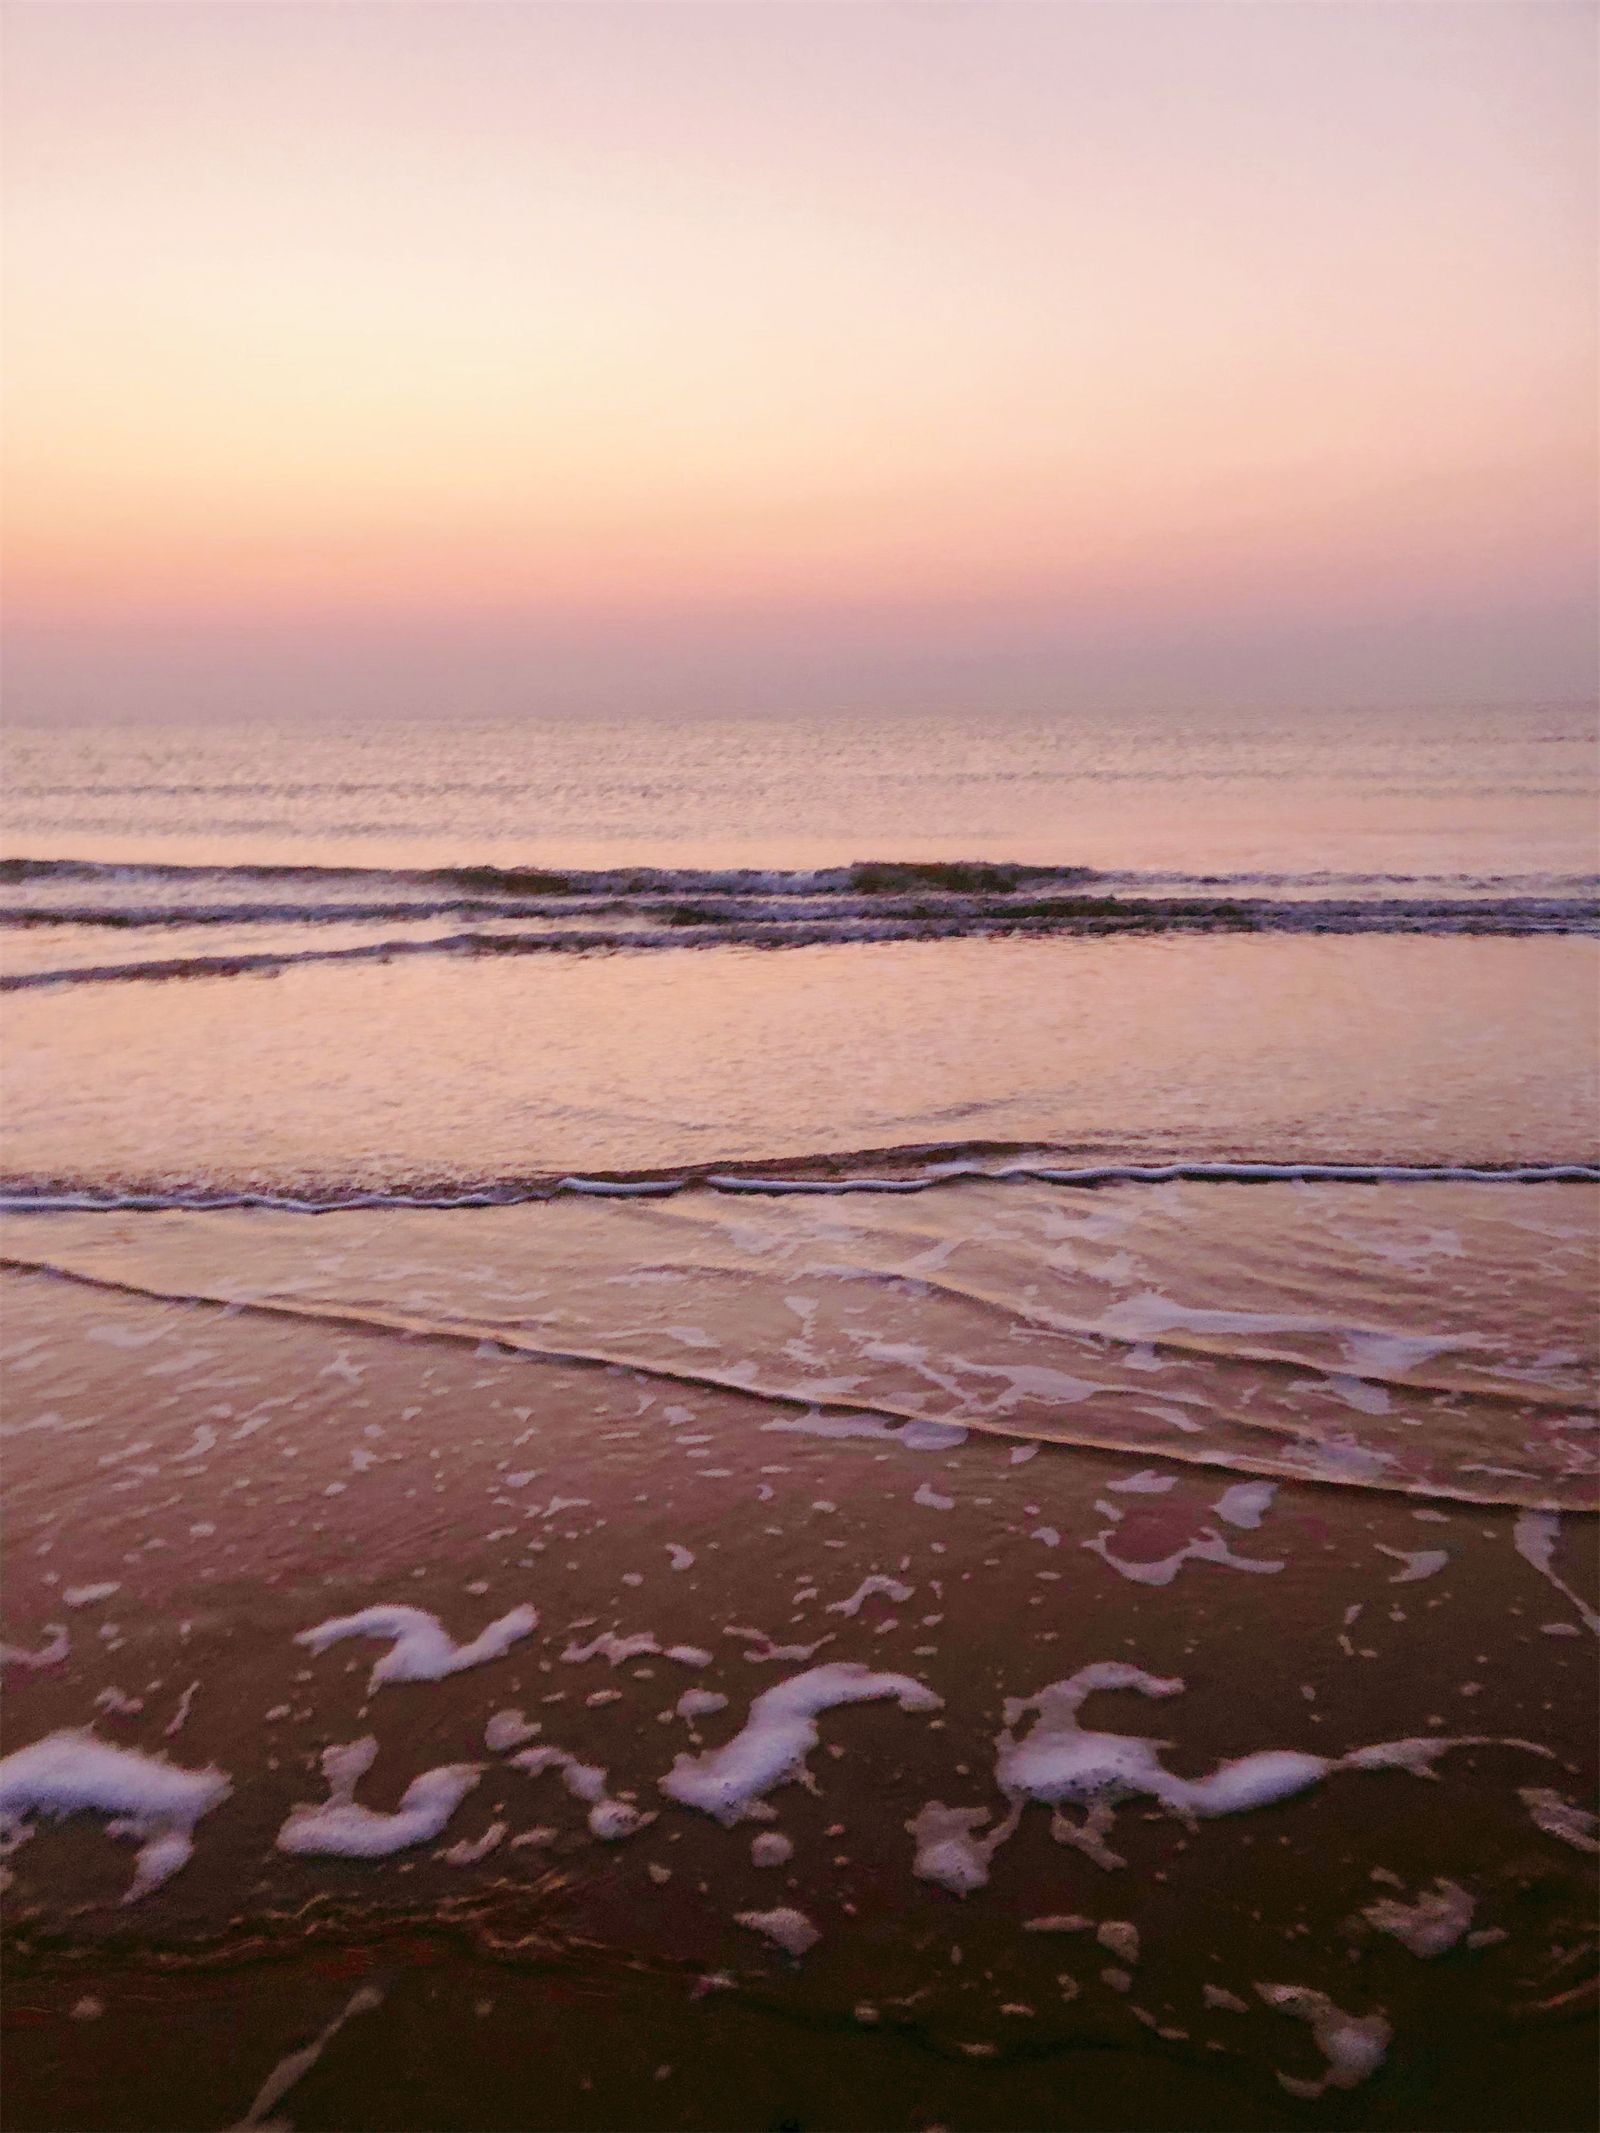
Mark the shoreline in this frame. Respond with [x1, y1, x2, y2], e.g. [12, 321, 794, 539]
[3, 1254, 1595, 2130]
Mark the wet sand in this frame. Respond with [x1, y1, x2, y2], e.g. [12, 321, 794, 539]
[2, 1256, 1595, 2132]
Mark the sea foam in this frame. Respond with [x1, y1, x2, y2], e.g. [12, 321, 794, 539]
[0, 1729, 230, 1901]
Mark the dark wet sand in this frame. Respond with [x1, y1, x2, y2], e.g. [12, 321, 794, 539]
[2, 1269, 1595, 2132]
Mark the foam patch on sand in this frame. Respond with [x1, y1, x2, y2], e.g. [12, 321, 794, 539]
[723, 1625, 829, 1664]
[676, 1688, 729, 1722]
[1357, 1877, 1475, 1956]
[762, 1414, 968, 1452]
[0, 1625, 69, 1672]
[0, 1729, 230, 1901]
[661, 1663, 943, 1825]
[736, 1905, 819, 1957]
[827, 1576, 914, 1617]
[1512, 1512, 1599, 1636]
[1254, 1983, 1391, 2098]
[1375, 1544, 1450, 1584]
[296, 1601, 538, 1691]
[913, 1664, 1556, 1881]
[562, 1630, 710, 1668]
[276, 1737, 481, 1858]
[439, 1819, 508, 1865]
[909, 1800, 1022, 1895]
[1085, 1518, 1284, 1589]
[1108, 1469, 1176, 1494]
[230, 1982, 385, 2130]
[1212, 1482, 1277, 1530]
[1519, 1785, 1600, 1854]
[511, 1745, 653, 1839]
[484, 1709, 540, 1752]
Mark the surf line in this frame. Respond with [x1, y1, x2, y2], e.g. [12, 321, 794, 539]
[1, 1158, 1596, 1217]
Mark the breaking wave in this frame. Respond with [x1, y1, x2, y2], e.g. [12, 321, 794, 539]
[2, 1149, 1595, 1214]
[3, 856, 1595, 989]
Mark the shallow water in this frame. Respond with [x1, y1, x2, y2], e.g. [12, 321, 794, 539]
[3, 1183, 1594, 1510]
[3, 935, 1595, 1202]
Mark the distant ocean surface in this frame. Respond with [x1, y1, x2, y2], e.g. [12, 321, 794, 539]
[4, 701, 1597, 875]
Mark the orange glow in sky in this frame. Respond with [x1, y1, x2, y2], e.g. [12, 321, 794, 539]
[3, 1, 1595, 715]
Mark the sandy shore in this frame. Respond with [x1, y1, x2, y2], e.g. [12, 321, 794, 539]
[2, 1262, 1595, 2131]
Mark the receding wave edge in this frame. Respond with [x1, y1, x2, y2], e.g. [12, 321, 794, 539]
[1, 1151, 1594, 1214]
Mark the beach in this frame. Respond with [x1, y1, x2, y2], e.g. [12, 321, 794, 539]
[1, 707, 1595, 2130]
[0, 708, 1595, 2124]
[6, 0, 1597, 2118]
[2, 1188, 1596, 2131]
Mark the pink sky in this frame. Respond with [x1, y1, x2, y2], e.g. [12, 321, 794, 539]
[3, 0, 1595, 718]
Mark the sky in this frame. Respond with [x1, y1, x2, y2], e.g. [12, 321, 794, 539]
[3, 0, 1595, 722]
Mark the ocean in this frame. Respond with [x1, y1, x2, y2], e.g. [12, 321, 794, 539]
[1, 702, 1596, 2131]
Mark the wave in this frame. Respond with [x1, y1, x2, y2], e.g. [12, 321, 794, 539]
[5, 1190, 1593, 1512]
[4, 893, 1596, 990]
[5, 857, 1594, 998]
[4, 856, 1100, 893]
[5, 854, 1595, 900]
[2, 1151, 1594, 1213]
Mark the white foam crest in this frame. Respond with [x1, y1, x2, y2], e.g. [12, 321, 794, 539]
[660, 1663, 943, 1826]
[296, 1600, 538, 1690]
[0, 1729, 230, 1901]
[5, 1159, 1595, 1220]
